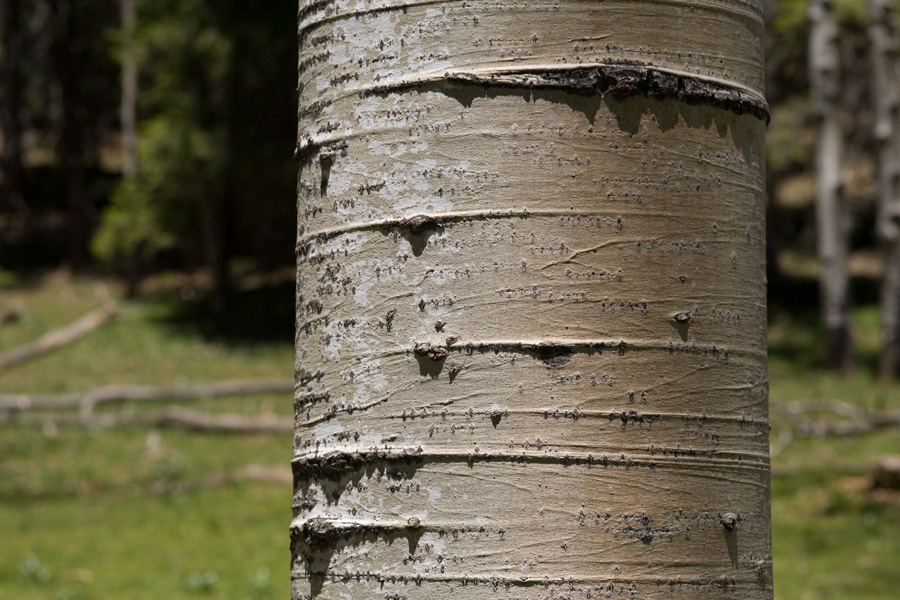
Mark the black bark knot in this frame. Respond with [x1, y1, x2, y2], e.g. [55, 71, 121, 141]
[720, 513, 739, 531]
[302, 517, 336, 548]
[414, 342, 449, 361]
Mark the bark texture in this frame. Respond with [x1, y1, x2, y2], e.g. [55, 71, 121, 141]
[809, 0, 853, 372]
[294, 2, 772, 599]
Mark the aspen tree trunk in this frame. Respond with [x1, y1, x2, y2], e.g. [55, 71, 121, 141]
[869, 0, 900, 378]
[293, 2, 772, 599]
[809, 0, 853, 372]
[120, 0, 138, 181]
[119, 0, 143, 297]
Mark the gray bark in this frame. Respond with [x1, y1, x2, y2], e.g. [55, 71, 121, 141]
[810, 0, 853, 372]
[294, 2, 772, 599]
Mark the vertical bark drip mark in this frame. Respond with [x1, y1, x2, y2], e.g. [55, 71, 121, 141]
[319, 154, 331, 197]
[386, 215, 444, 257]
[291, 519, 427, 599]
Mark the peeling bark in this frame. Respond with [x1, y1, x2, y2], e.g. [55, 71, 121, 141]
[294, 2, 772, 599]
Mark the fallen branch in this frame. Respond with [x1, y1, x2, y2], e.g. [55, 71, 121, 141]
[3, 407, 292, 434]
[0, 378, 295, 412]
[771, 399, 868, 421]
[771, 400, 900, 437]
[0, 304, 117, 372]
[148, 407, 292, 433]
[242, 464, 293, 484]
[792, 413, 900, 437]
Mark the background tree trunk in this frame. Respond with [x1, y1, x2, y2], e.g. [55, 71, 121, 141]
[52, 0, 94, 269]
[294, 2, 772, 599]
[869, 0, 900, 379]
[119, 0, 142, 296]
[809, 0, 853, 372]
[120, 0, 137, 181]
[0, 0, 27, 222]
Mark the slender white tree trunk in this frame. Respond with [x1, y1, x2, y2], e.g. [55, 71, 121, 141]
[869, 0, 900, 378]
[294, 2, 772, 599]
[810, 0, 853, 372]
[120, 0, 138, 180]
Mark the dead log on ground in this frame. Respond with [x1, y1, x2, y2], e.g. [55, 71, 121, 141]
[0, 304, 117, 372]
[0, 378, 294, 412]
[3, 407, 292, 434]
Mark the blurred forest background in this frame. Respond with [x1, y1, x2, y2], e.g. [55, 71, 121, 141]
[1, 0, 900, 599]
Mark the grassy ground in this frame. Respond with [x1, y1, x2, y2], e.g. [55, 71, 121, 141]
[768, 304, 900, 600]
[2, 272, 900, 599]
[1, 273, 294, 600]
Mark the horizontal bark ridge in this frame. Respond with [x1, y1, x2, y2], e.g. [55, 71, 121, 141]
[359, 63, 767, 121]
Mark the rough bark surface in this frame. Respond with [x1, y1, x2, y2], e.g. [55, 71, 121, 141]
[809, 0, 853, 372]
[294, 2, 772, 599]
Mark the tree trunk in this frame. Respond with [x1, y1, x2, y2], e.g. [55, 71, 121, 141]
[52, 0, 94, 269]
[119, 0, 142, 296]
[869, 0, 900, 379]
[810, 0, 853, 372]
[0, 0, 27, 221]
[120, 0, 137, 181]
[293, 3, 772, 599]
[880, 240, 900, 377]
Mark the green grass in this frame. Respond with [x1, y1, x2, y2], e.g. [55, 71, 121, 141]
[768, 302, 900, 599]
[3, 273, 900, 599]
[1, 273, 293, 600]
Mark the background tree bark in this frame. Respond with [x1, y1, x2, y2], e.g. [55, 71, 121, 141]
[294, 2, 772, 599]
[809, 0, 853, 372]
